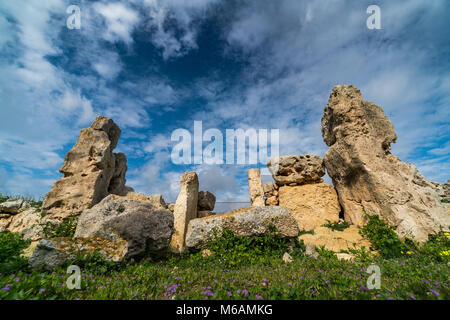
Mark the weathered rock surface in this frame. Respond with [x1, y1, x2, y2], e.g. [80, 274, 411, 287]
[124, 192, 167, 209]
[7, 208, 44, 241]
[282, 252, 293, 263]
[432, 180, 450, 203]
[198, 210, 214, 218]
[263, 182, 276, 195]
[248, 169, 265, 207]
[169, 172, 199, 253]
[42, 116, 133, 221]
[267, 155, 325, 186]
[278, 183, 341, 231]
[0, 200, 44, 241]
[305, 244, 319, 259]
[322, 85, 450, 241]
[299, 226, 371, 253]
[29, 231, 128, 270]
[75, 194, 174, 258]
[198, 191, 216, 211]
[0, 199, 30, 214]
[185, 206, 299, 250]
[265, 196, 279, 206]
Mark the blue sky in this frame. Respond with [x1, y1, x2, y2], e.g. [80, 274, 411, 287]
[0, 0, 449, 203]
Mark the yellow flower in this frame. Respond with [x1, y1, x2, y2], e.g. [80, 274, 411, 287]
[401, 251, 404, 254]
[407, 251, 412, 255]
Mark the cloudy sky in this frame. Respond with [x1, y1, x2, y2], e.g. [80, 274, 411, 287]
[0, 0, 449, 205]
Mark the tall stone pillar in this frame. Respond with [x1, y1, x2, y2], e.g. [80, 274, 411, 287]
[169, 172, 199, 253]
[248, 169, 265, 207]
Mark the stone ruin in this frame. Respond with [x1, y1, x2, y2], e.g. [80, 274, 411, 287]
[245, 85, 449, 251]
[322, 85, 449, 242]
[5, 85, 449, 269]
[41, 116, 134, 221]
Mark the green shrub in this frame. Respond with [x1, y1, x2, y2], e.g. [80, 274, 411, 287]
[298, 229, 314, 236]
[360, 214, 408, 258]
[323, 220, 350, 232]
[42, 216, 78, 238]
[417, 231, 450, 262]
[0, 232, 31, 273]
[67, 250, 118, 274]
[0, 193, 10, 203]
[181, 227, 304, 268]
[316, 246, 337, 259]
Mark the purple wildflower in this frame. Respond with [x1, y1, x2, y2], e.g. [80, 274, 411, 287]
[429, 289, 440, 296]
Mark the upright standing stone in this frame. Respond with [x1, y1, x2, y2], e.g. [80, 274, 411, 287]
[41, 116, 133, 221]
[169, 172, 199, 253]
[248, 169, 265, 207]
[321, 85, 449, 242]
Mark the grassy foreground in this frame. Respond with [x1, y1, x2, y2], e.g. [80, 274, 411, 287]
[0, 196, 449, 300]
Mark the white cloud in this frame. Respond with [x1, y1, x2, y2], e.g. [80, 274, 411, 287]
[93, 2, 140, 44]
[92, 51, 122, 80]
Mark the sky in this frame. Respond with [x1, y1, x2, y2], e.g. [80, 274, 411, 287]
[0, 0, 449, 205]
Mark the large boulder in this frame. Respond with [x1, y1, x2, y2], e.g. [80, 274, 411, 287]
[198, 191, 216, 211]
[322, 85, 450, 241]
[7, 208, 43, 241]
[248, 169, 265, 207]
[75, 194, 174, 258]
[29, 231, 128, 271]
[169, 172, 199, 253]
[278, 183, 341, 231]
[41, 116, 133, 221]
[0, 199, 29, 214]
[267, 155, 325, 186]
[124, 192, 167, 209]
[185, 206, 299, 250]
[0, 200, 44, 241]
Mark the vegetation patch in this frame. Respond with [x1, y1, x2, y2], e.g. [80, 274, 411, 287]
[323, 220, 350, 232]
[0, 213, 448, 300]
[298, 229, 314, 236]
[42, 216, 78, 239]
[0, 232, 31, 274]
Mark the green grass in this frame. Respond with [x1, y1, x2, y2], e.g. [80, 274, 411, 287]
[0, 232, 31, 275]
[0, 226, 448, 300]
[1, 200, 449, 300]
[0, 247, 448, 300]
